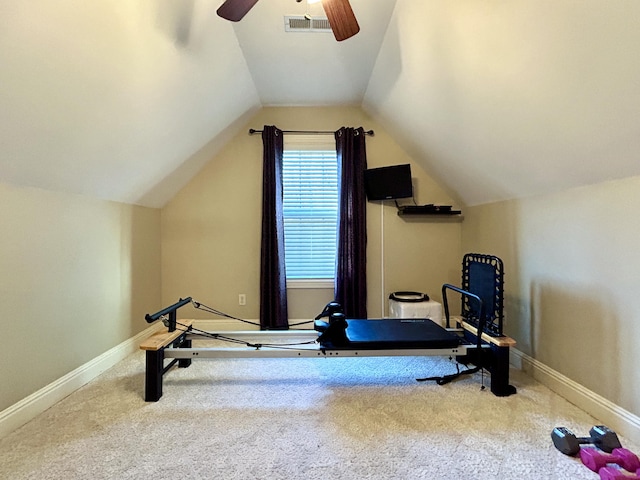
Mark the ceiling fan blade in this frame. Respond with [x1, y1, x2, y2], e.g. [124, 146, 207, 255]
[217, 0, 260, 22]
[322, 0, 360, 42]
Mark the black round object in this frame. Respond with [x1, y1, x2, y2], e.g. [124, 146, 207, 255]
[388, 291, 429, 303]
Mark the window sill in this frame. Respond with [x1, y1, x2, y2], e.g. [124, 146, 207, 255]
[286, 279, 334, 289]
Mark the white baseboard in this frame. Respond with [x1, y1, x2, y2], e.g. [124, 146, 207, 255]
[192, 319, 314, 331]
[193, 319, 260, 331]
[511, 348, 640, 446]
[0, 323, 163, 439]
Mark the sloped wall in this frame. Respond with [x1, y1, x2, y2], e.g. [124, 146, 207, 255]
[365, 0, 640, 206]
[0, 1, 260, 207]
[161, 106, 463, 321]
[0, 183, 161, 412]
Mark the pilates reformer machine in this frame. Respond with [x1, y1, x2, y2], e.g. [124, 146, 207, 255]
[140, 253, 517, 401]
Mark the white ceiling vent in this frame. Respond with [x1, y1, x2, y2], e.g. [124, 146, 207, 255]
[284, 16, 331, 33]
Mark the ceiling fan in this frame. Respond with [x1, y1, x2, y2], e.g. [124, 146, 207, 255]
[217, 0, 360, 42]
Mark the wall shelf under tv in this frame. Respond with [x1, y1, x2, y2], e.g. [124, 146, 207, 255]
[396, 205, 463, 219]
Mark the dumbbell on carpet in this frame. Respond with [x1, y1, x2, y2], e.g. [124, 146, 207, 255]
[598, 466, 640, 480]
[580, 447, 640, 472]
[551, 425, 622, 456]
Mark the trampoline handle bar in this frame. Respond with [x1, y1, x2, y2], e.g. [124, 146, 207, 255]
[441, 284, 485, 349]
[145, 297, 192, 323]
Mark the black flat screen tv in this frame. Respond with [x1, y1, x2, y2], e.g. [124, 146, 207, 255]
[364, 164, 413, 201]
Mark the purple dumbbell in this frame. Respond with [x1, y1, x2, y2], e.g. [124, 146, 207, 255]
[599, 466, 640, 480]
[580, 447, 640, 472]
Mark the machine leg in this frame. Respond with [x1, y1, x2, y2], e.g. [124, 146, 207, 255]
[178, 337, 192, 368]
[145, 349, 164, 402]
[489, 344, 517, 397]
[459, 330, 516, 397]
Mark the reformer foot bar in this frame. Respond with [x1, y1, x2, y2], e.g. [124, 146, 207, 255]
[140, 296, 517, 402]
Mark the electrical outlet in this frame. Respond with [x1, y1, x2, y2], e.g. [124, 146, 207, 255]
[238, 294, 246, 306]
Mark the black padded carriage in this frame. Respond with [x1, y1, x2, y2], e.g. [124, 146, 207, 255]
[316, 318, 461, 350]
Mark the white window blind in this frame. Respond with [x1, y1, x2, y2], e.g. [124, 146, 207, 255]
[282, 136, 338, 281]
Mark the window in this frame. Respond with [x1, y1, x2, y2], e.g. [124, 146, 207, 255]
[282, 135, 338, 287]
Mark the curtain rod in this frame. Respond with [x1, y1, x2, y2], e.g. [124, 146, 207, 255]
[248, 128, 374, 136]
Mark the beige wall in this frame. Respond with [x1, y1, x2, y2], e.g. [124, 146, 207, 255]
[161, 106, 463, 322]
[462, 176, 640, 417]
[0, 183, 161, 412]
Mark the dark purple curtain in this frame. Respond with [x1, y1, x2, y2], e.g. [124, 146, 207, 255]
[260, 126, 289, 330]
[334, 127, 368, 318]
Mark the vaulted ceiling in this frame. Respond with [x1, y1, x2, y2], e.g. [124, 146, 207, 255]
[2, 1, 639, 208]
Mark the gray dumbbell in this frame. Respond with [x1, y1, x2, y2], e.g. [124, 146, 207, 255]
[551, 425, 622, 456]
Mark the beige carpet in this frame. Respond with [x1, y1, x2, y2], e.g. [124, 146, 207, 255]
[1, 336, 638, 479]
